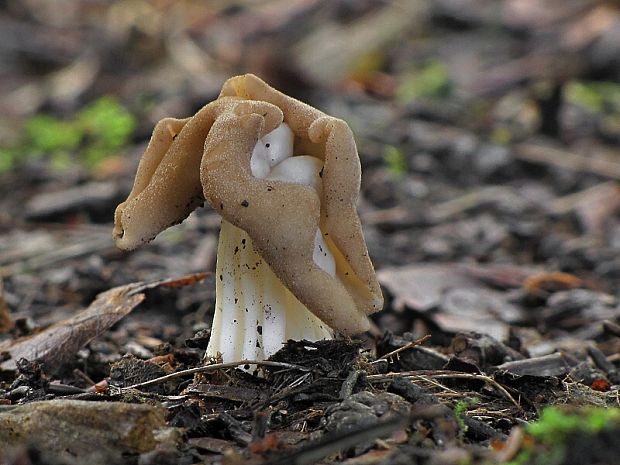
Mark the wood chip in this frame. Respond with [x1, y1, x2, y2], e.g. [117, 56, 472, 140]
[495, 353, 575, 377]
[0, 400, 167, 464]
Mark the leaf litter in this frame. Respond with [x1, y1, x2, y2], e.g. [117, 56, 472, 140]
[2, 0, 620, 464]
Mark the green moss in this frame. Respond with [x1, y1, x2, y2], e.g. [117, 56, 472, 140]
[77, 96, 137, 167]
[565, 80, 620, 114]
[0, 96, 136, 173]
[382, 145, 407, 178]
[528, 406, 620, 441]
[454, 397, 479, 436]
[396, 60, 452, 104]
[499, 406, 620, 465]
[25, 115, 82, 154]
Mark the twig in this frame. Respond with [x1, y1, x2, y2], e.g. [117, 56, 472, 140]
[548, 181, 620, 214]
[428, 186, 519, 221]
[367, 370, 523, 412]
[0, 234, 113, 277]
[514, 142, 620, 180]
[416, 374, 459, 394]
[264, 416, 408, 465]
[120, 359, 311, 390]
[371, 334, 431, 365]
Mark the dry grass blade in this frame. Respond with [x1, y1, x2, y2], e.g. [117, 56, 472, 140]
[120, 359, 311, 390]
[367, 370, 524, 412]
[371, 334, 431, 365]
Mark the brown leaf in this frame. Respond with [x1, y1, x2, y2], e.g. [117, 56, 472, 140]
[591, 378, 611, 392]
[378, 264, 527, 340]
[523, 271, 583, 296]
[160, 271, 210, 288]
[377, 264, 478, 312]
[0, 274, 206, 373]
[0, 278, 13, 333]
[0, 285, 143, 373]
[574, 183, 620, 237]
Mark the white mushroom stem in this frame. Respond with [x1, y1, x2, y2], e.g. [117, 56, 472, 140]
[206, 123, 335, 363]
[207, 220, 333, 363]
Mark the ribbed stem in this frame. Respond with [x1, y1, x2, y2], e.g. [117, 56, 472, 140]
[206, 220, 333, 363]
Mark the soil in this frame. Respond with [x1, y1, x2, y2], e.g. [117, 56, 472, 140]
[2, 1, 620, 464]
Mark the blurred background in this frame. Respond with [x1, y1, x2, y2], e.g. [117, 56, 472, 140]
[2, 0, 620, 344]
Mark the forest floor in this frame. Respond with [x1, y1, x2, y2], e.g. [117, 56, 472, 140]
[2, 1, 620, 464]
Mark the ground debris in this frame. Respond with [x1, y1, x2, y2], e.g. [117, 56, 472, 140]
[495, 353, 576, 377]
[0, 273, 207, 374]
[110, 354, 174, 394]
[187, 382, 268, 403]
[3, 0, 620, 463]
[0, 283, 144, 374]
[0, 278, 12, 333]
[0, 400, 171, 464]
[24, 181, 122, 220]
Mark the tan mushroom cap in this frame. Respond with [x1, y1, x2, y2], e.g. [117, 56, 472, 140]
[113, 74, 383, 335]
[113, 98, 281, 250]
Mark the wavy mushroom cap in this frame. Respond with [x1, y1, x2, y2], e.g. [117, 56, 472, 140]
[204, 75, 383, 334]
[113, 99, 282, 250]
[113, 74, 383, 336]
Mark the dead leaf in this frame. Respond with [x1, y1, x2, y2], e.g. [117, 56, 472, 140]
[0, 273, 206, 373]
[436, 287, 523, 341]
[591, 378, 611, 392]
[523, 271, 583, 296]
[0, 278, 13, 333]
[160, 271, 210, 288]
[461, 263, 539, 289]
[377, 264, 477, 312]
[378, 264, 527, 340]
[574, 183, 620, 237]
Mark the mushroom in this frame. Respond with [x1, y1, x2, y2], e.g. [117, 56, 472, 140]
[114, 74, 383, 363]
